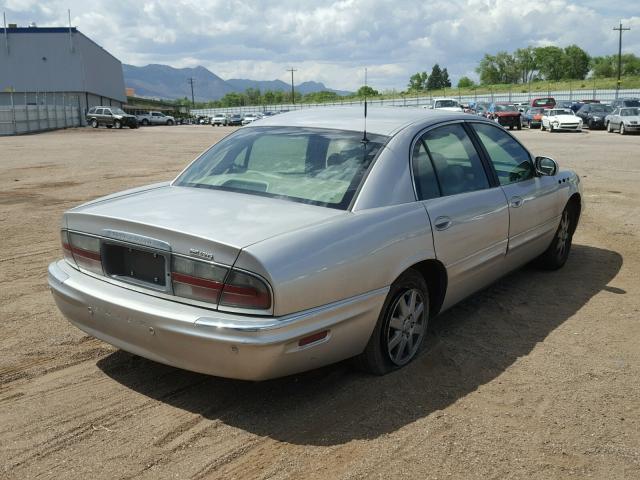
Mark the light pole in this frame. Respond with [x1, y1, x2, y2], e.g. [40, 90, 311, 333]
[187, 77, 195, 108]
[287, 68, 297, 104]
[613, 22, 630, 98]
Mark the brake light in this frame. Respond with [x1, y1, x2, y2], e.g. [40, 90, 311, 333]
[171, 256, 228, 303]
[64, 231, 103, 275]
[60, 230, 75, 265]
[220, 270, 271, 310]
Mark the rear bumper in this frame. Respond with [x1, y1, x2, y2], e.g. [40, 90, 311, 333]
[48, 260, 385, 380]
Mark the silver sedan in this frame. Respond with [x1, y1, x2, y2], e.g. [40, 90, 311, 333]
[48, 107, 583, 380]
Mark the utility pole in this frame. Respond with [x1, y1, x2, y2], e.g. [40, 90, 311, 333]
[287, 68, 297, 104]
[613, 22, 630, 98]
[187, 77, 195, 107]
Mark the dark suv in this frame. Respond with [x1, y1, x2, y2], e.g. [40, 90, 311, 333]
[86, 107, 138, 129]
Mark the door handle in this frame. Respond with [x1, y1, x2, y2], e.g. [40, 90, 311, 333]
[510, 196, 523, 208]
[434, 216, 452, 231]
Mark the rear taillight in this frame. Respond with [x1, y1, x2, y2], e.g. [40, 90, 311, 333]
[220, 270, 271, 310]
[61, 230, 103, 275]
[171, 256, 271, 311]
[171, 256, 228, 303]
[67, 232, 103, 274]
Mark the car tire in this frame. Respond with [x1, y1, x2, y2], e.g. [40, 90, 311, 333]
[167, 120, 174, 126]
[536, 205, 576, 270]
[517, 122, 522, 131]
[355, 269, 429, 375]
[541, 123, 546, 131]
[91, 119, 98, 128]
[115, 120, 122, 129]
[106, 125, 112, 129]
[607, 122, 613, 133]
[620, 123, 626, 135]
[141, 119, 149, 126]
[588, 119, 594, 129]
[549, 124, 554, 133]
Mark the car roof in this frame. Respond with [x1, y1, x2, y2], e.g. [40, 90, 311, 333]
[249, 106, 465, 136]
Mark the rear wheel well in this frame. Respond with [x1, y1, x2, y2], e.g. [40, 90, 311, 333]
[406, 260, 447, 318]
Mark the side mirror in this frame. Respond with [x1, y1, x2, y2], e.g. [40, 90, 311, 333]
[534, 156, 558, 176]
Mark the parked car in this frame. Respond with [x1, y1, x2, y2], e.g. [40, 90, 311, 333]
[48, 107, 582, 380]
[468, 101, 489, 117]
[487, 103, 521, 130]
[86, 107, 138, 129]
[610, 98, 640, 110]
[242, 113, 263, 125]
[136, 111, 176, 126]
[427, 98, 463, 112]
[211, 114, 229, 126]
[226, 113, 243, 126]
[523, 107, 545, 128]
[606, 107, 640, 134]
[540, 108, 582, 132]
[575, 103, 613, 129]
[530, 97, 556, 109]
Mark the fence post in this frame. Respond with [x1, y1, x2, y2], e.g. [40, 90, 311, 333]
[63, 93, 68, 127]
[10, 89, 17, 134]
[24, 91, 30, 133]
[36, 91, 42, 131]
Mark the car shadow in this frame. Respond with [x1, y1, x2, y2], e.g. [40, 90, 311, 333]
[97, 244, 622, 446]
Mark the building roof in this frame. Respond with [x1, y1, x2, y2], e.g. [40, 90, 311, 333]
[4, 27, 78, 33]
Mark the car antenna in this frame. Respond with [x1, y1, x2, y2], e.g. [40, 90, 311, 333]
[362, 67, 369, 143]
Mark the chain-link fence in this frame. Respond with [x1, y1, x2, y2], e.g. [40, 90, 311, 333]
[192, 87, 640, 117]
[0, 91, 82, 135]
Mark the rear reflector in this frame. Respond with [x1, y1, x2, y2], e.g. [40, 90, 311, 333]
[298, 330, 329, 347]
[219, 270, 271, 310]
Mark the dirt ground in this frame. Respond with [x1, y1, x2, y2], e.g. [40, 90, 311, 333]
[0, 124, 638, 479]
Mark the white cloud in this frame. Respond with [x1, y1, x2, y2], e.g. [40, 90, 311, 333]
[2, 0, 638, 90]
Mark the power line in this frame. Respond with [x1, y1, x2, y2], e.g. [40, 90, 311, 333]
[613, 22, 631, 98]
[187, 77, 195, 107]
[286, 68, 297, 104]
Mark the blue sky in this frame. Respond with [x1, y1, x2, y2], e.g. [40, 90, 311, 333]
[2, 0, 638, 91]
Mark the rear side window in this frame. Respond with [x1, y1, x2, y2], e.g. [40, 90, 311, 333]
[96, 108, 104, 115]
[88, 107, 96, 114]
[421, 124, 489, 196]
[472, 123, 534, 185]
[412, 140, 440, 200]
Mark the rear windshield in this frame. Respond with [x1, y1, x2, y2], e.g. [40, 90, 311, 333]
[532, 98, 554, 106]
[174, 127, 388, 209]
[434, 100, 459, 108]
[495, 105, 517, 112]
[622, 100, 640, 107]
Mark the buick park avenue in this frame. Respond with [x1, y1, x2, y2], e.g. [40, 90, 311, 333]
[48, 107, 582, 380]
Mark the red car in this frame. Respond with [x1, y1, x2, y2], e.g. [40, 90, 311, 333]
[530, 97, 556, 108]
[487, 103, 522, 130]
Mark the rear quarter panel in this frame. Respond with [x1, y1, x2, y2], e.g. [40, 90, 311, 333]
[235, 202, 435, 316]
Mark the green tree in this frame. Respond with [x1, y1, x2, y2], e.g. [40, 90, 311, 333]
[426, 64, 444, 90]
[457, 76, 475, 88]
[621, 53, 640, 76]
[476, 54, 501, 84]
[563, 45, 590, 79]
[514, 47, 537, 83]
[357, 85, 379, 97]
[441, 68, 452, 87]
[535, 46, 565, 81]
[408, 71, 428, 91]
[244, 88, 262, 105]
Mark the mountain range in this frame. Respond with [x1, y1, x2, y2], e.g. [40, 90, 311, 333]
[123, 64, 351, 101]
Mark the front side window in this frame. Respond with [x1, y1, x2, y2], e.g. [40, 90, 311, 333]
[420, 124, 489, 196]
[174, 127, 388, 209]
[472, 123, 534, 185]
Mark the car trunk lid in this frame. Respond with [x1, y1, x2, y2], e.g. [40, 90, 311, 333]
[65, 185, 347, 266]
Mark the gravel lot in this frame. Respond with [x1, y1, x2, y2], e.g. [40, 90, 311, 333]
[1, 124, 638, 479]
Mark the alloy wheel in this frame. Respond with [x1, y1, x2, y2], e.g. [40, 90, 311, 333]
[386, 289, 426, 366]
[556, 210, 570, 259]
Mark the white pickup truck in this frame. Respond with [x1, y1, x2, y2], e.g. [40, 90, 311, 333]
[136, 111, 176, 126]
